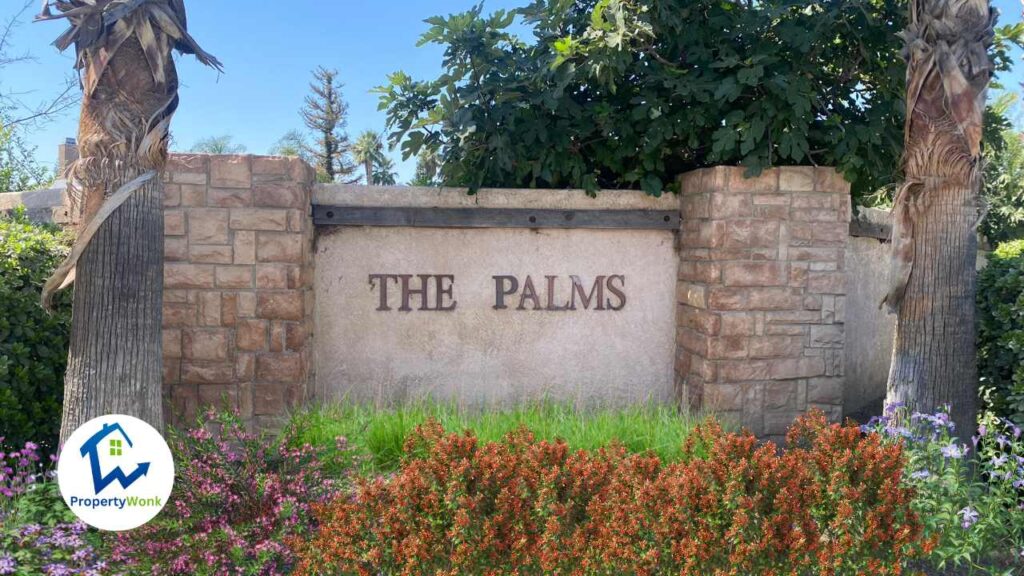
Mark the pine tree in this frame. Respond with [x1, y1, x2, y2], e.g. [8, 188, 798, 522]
[300, 67, 358, 183]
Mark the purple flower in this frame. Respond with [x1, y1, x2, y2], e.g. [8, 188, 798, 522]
[0, 554, 15, 575]
[43, 564, 72, 576]
[941, 443, 967, 459]
[910, 469, 931, 480]
[958, 506, 979, 529]
[978, 424, 988, 437]
[884, 402, 905, 415]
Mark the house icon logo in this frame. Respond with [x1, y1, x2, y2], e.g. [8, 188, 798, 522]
[79, 422, 151, 494]
[57, 414, 175, 531]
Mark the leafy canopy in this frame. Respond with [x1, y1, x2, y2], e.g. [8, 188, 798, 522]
[189, 134, 247, 155]
[0, 112, 52, 193]
[377, 0, 1022, 198]
[981, 95, 1024, 244]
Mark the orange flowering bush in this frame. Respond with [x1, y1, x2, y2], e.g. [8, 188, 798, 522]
[293, 411, 923, 575]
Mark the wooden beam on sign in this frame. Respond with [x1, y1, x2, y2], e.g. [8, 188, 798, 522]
[312, 205, 681, 231]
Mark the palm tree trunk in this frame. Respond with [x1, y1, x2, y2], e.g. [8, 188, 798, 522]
[59, 34, 173, 440]
[885, 0, 995, 436]
[364, 159, 373, 185]
[38, 1, 220, 442]
[61, 177, 164, 440]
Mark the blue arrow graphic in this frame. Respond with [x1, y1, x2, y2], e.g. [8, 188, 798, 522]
[89, 459, 150, 493]
[78, 422, 152, 494]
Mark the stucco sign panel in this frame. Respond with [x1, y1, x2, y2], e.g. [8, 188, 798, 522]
[313, 225, 678, 406]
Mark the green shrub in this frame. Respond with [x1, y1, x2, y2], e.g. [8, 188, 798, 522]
[0, 208, 72, 454]
[977, 240, 1024, 425]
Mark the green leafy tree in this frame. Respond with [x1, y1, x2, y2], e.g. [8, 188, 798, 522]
[190, 134, 246, 154]
[0, 114, 52, 193]
[378, 0, 1021, 198]
[269, 129, 314, 164]
[981, 95, 1024, 244]
[0, 4, 73, 194]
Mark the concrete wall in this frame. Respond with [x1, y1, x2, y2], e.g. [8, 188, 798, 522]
[844, 208, 895, 416]
[0, 183, 71, 224]
[311, 185, 680, 407]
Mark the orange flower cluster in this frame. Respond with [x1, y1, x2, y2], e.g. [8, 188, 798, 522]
[293, 412, 922, 575]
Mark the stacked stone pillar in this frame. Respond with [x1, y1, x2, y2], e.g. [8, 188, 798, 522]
[161, 154, 315, 429]
[675, 166, 851, 440]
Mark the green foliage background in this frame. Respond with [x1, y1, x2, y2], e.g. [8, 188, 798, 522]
[0, 209, 71, 454]
[981, 95, 1024, 244]
[977, 239, 1024, 425]
[0, 113, 53, 194]
[378, 0, 1022, 200]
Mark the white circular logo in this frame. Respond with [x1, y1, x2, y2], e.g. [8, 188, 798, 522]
[57, 414, 175, 531]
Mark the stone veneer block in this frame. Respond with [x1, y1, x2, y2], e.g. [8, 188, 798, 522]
[675, 166, 850, 441]
[161, 154, 314, 429]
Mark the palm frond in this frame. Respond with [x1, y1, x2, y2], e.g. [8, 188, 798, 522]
[37, 0, 222, 97]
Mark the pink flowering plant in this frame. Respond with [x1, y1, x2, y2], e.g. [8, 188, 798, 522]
[0, 438, 110, 576]
[0, 438, 48, 524]
[109, 408, 348, 576]
[865, 405, 1024, 573]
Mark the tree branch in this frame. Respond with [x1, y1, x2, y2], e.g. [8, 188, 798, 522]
[8, 80, 79, 126]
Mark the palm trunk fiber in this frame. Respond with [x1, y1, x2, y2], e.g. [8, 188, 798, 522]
[41, 0, 220, 444]
[60, 177, 164, 440]
[885, 0, 995, 438]
[886, 172, 979, 437]
[58, 35, 172, 441]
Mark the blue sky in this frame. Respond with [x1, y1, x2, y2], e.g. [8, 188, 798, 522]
[2, 0, 1023, 183]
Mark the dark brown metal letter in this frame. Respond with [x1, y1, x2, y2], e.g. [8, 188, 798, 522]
[517, 276, 542, 310]
[569, 275, 605, 310]
[369, 274, 397, 311]
[545, 276, 569, 311]
[399, 274, 431, 312]
[493, 276, 518, 310]
[437, 275, 457, 311]
[606, 275, 627, 311]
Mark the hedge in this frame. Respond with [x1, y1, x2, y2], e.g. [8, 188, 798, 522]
[0, 208, 72, 454]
